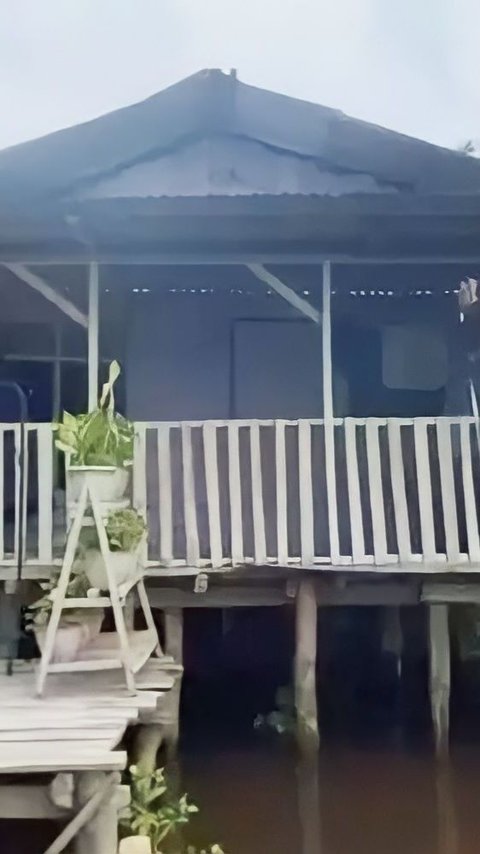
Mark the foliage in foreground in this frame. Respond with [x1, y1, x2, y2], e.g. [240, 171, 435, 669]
[120, 765, 225, 854]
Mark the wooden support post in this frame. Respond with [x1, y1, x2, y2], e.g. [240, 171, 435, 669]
[164, 608, 184, 757]
[382, 606, 403, 679]
[88, 262, 99, 412]
[295, 580, 319, 751]
[297, 752, 322, 854]
[428, 604, 451, 757]
[73, 771, 119, 854]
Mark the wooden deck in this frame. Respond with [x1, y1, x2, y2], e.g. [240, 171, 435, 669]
[0, 659, 180, 852]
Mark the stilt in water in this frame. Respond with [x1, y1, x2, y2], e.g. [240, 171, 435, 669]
[131, 608, 184, 774]
[295, 580, 319, 751]
[428, 604, 451, 757]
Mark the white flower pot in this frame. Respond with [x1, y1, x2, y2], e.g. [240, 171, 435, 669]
[68, 466, 130, 503]
[35, 623, 84, 663]
[119, 836, 151, 854]
[85, 548, 141, 590]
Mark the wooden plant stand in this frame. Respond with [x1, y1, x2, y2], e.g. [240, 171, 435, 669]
[36, 475, 159, 697]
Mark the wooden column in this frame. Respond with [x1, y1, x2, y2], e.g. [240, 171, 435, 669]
[295, 580, 319, 750]
[428, 604, 451, 756]
[164, 608, 184, 758]
[73, 771, 119, 854]
[322, 260, 333, 420]
[88, 262, 99, 412]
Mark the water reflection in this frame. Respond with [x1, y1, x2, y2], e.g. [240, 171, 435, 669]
[179, 743, 480, 854]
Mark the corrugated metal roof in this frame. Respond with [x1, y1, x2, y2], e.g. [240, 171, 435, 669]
[80, 135, 397, 199]
[0, 69, 480, 203]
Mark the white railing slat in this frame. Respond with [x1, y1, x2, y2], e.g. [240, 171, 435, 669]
[181, 424, 200, 566]
[228, 423, 244, 564]
[387, 420, 412, 562]
[324, 421, 340, 563]
[436, 420, 461, 563]
[157, 425, 173, 565]
[298, 420, 314, 565]
[250, 423, 267, 564]
[203, 423, 223, 568]
[365, 419, 389, 564]
[460, 421, 480, 562]
[413, 420, 438, 563]
[275, 421, 288, 564]
[344, 419, 367, 563]
[37, 425, 53, 564]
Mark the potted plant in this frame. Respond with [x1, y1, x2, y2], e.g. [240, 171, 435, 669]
[55, 360, 134, 503]
[26, 567, 103, 663]
[119, 765, 225, 854]
[83, 508, 147, 590]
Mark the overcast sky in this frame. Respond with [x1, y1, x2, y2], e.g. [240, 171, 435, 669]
[0, 0, 478, 152]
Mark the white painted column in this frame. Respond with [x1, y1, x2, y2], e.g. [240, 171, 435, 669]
[322, 260, 333, 420]
[428, 604, 451, 756]
[88, 262, 99, 412]
[322, 260, 340, 562]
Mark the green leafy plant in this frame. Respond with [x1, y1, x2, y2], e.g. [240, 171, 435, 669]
[120, 766, 225, 854]
[106, 508, 147, 552]
[25, 566, 90, 628]
[55, 360, 134, 467]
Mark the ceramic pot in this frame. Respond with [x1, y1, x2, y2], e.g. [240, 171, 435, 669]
[68, 466, 130, 503]
[85, 548, 140, 590]
[35, 623, 84, 663]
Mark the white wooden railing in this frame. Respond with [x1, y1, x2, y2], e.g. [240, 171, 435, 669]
[2, 417, 480, 571]
[134, 417, 480, 570]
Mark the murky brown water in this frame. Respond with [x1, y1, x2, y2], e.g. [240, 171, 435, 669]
[182, 742, 480, 854]
[5, 605, 480, 852]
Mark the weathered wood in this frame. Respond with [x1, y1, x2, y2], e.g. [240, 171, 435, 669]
[345, 419, 368, 563]
[297, 752, 322, 854]
[228, 422, 244, 564]
[275, 420, 289, 564]
[158, 424, 173, 565]
[295, 580, 319, 750]
[422, 582, 480, 604]
[182, 423, 200, 566]
[436, 421, 462, 563]
[203, 423, 222, 567]
[387, 419, 413, 562]
[250, 422, 267, 563]
[366, 419, 389, 564]
[460, 421, 480, 562]
[73, 771, 119, 854]
[299, 421, 315, 565]
[414, 420, 438, 563]
[428, 603, 450, 756]
[37, 423, 54, 563]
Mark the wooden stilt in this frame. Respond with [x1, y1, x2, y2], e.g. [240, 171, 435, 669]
[435, 763, 458, 854]
[428, 604, 451, 757]
[163, 608, 184, 755]
[382, 606, 403, 679]
[297, 752, 322, 854]
[132, 725, 165, 776]
[73, 771, 119, 854]
[295, 580, 319, 751]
